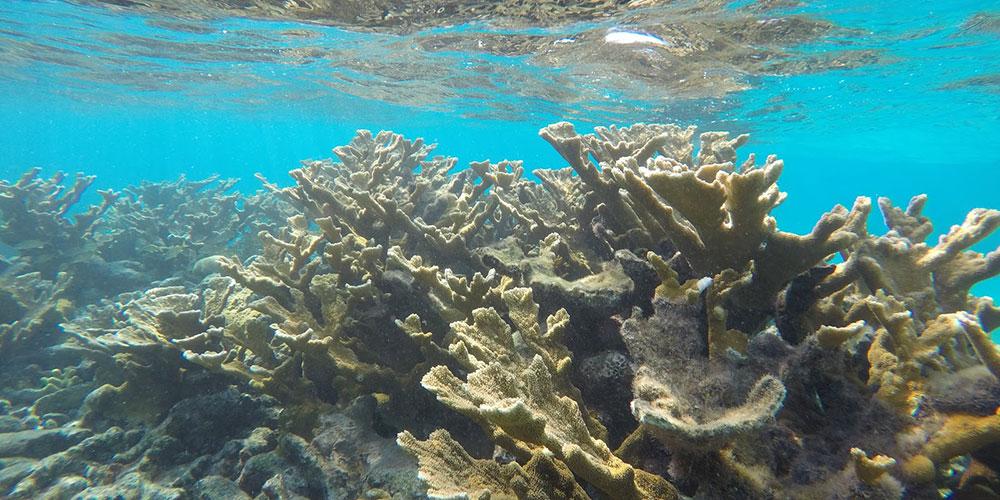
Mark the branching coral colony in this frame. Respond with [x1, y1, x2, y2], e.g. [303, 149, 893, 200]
[1, 123, 998, 499]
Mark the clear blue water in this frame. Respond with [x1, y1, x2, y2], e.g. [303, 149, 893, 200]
[1, 4, 999, 498]
[1, 0, 997, 302]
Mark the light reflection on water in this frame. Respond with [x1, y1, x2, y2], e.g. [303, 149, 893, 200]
[0, 0, 903, 117]
[0, 0, 997, 297]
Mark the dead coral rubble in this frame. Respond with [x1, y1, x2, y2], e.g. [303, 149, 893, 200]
[1, 123, 998, 499]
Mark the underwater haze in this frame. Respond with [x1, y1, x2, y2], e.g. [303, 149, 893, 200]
[1, 0, 999, 499]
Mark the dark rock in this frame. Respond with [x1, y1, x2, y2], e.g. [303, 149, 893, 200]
[192, 475, 251, 500]
[149, 386, 279, 460]
[979, 302, 1000, 332]
[309, 397, 422, 498]
[0, 458, 37, 493]
[622, 297, 706, 366]
[203, 438, 246, 479]
[0, 289, 26, 325]
[576, 350, 636, 447]
[927, 368, 1000, 416]
[614, 249, 658, 312]
[76, 471, 184, 499]
[47, 475, 89, 498]
[66, 258, 149, 302]
[530, 264, 633, 323]
[261, 472, 312, 500]
[0, 415, 22, 433]
[775, 265, 835, 345]
[78, 426, 132, 462]
[33, 383, 95, 416]
[234, 434, 328, 499]
[241, 427, 277, 457]
[141, 435, 185, 466]
[747, 328, 793, 362]
[0, 428, 91, 458]
[238, 451, 288, 496]
[578, 350, 632, 388]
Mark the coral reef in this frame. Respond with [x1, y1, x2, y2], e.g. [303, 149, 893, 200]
[0, 168, 117, 278]
[1, 122, 997, 499]
[96, 174, 291, 281]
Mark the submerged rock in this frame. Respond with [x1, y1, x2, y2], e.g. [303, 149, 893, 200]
[192, 475, 251, 500]
[0, 428, 90, 459]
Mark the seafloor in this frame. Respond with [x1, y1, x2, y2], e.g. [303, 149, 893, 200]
[0, 122, 998, 499]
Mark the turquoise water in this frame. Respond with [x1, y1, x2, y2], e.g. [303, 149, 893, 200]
[2, 6, 996, 206]
[1, 2, 1000, 499]
[0, 1, 996, 347]
[1, 0, 997, 296]
[3, 7, 997, 227]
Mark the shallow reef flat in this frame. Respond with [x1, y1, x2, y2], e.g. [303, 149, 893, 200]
[0, 122, 998, 499]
